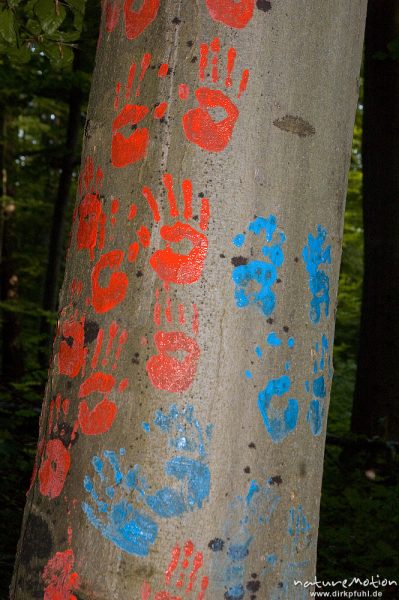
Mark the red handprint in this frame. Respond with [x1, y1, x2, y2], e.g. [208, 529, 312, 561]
[124, 0, 160, 40]
[112, 54, 169, 168]
[180, 38, 249, 152]
[141, 540, 208, 600]
[42, 549, 80, 600]
[142, 173, 210, 285]
[205, 0, 254, 28]
[76, 156, 105, 260]
[146, 287, 200, 393]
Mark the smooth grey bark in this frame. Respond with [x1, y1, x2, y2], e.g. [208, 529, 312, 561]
[12, 2, 366, 599]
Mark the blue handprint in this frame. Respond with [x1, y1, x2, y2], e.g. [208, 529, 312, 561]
[143, 403, 212, 517]
[302, 225, 331, 324]
[82, 449, 158, 556]
[232, 215, 286, 317]
[258, 375, 299, 443]
[306, 334, 332, 436]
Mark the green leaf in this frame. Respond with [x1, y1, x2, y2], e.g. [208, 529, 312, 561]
[42, 42, 74, 68]
[34, 0, 66, 34]
[6, 44, 31, 63]
[26, 18, 42, 35]
[0, 9, 17, 44]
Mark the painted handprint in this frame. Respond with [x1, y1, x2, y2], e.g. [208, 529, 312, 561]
[306, 334, 332, 436]
[76, 156, 105, 260]
[143, 173, 210, 285]
[103, 0, 160, 40]
[231, 215, 286, 317]
[82, 449, 158, 556]
[179, 39, 249, 152]
[42, 549, 80, 600]
[205, 0, 254, 29]
[257, 374, 299, 444]
[146, 287, 200, 392]
[112, 54, 169, 167]
[142, 403, 212, 517]
[141, 540, 209, 600]
[302, 225, 331, 325]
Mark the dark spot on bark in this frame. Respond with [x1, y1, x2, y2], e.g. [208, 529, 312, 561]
[51, 423, 78, 447]
[187, 40, 193, 47]
[208, 538, 225, 552]
[276, 278, 281, 283]
[61, 335, 73, 347]
[267, 318, 274, 324]
[84, 320, 100, 345]
[192, 214, 199, 221]
[244, 466, 251, 473]
[132, 356, 140, 365]
[248, 442, 256, 449]
[256, 0, 271, 11]
[269, 475, 282, 485]
[66, 380, 72, 389]
[198, 192, 204, 198]
[273, 115, 316, 137]
[136, 271, 144, 277]
[299, 462, 307, 477]
[172, 16, 181, 24]
[294, 256, 299, 262]
[191, 56, 198, 63]
[283, 326, 289, 332]
[278, 581, 284, 588]
[231, 256, 248, 267]
[131, 124, 137, 131]
[20, 514, 53, 565]
[220, 253, 226, 258]
[251, 573, 258, 579]
[247, 579, 261, 592]
[84, 119, 92, 139]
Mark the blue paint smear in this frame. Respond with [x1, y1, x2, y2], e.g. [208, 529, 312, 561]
[288, 505, 311, 545]
[258, 375, 299, 443]
[266, 553, 278, 566]
[267, 332, 282, 347]
[231, 215, 285, 317]
[288, 337, 295, 348]
[141, 422, 150, 433]
[255, 345, 263, 358]
[245, 370, 252, 379]
[302, 225, 331, 324]
[307, 334, 332, 436]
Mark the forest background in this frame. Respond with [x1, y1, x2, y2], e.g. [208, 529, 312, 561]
[0, 1, 398, 598]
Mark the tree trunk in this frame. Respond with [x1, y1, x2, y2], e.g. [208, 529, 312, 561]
[11, 2, 366, 599]
[352, 0, 399, 441]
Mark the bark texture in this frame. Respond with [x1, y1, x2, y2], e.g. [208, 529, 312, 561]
[12, 2, 366, 599]
[352, 0, 399, 440]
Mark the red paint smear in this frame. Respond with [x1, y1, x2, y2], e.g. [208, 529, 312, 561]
[146, 331, 200, 392]
[178, 83, 190, 100]
[150, 222, 208, 285]
[162, 173, 179, 217]
[124, 0, 160, 40]
[111, 198, 120, 214]
[199, 44, 208, 81]
[198, 576, 209, 600]
[128, 241, 139, 263]
[165, 544, 181, 584]
[91, 250, 128, 313]
[165, 296, 172, 323]
[42, 549, 80, 600]
[178, 303, 185, 325]
[77, 193, 104, 260]
[136, 52, 152, 97]
[238, 68, 250, 98]
[112, 104, 149, 168]
[79, 372, 115, 398]
[192, 303, 199, 335]
[118, 378, 129, 392]
[137, 225, 151, 247]
[182, 179, 192, 220]
[105, 0, 121, 32]
[182, 87, 239, 152]
[114, 330, 128, 367]
[142, 186, 161, 222]
[141, 581, 152, 600]
[114, 81, 121, 111]
[200, 198, 210, 231]
[141, 336, 148, 346]
[62, 398, 70, 416]
[154, 101, 168, 119]
[158, 63, 169, 78]
[128, 203, 137, 220]
[210, 38, 220, 83]
[186, 551, 203, 592]
[39, 440, 71, 499]
[184, 540, 194, 557]
[205, 0, 254, 28]
[104, 321, 118, 364]
[58, 318, 86, 378]
[83, 156, 94, 191]
[91, 328, 104, 370]
[78, 399, 117, 435]
[225, 47, 237, 87]
[126, 62, 137, 98]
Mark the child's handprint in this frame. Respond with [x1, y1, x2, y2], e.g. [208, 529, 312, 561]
[257, 374, 299, 444]
[143, 173, 210, 285]
[112, 54, 169, 168]
[231, 215, 286, 317]
[302, 225, 331, 325]
[141, 540, 209, 600]
[306, 334, 332, 436]
[82, 449, 158, 557]
[146, 287, 200, 393]
[76, 156, 105, 260]
[179, 38, 249, 152]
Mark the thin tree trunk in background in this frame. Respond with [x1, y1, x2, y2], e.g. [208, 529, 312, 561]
[352, 0, 399, 440]
[11, 2, 366, 599]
